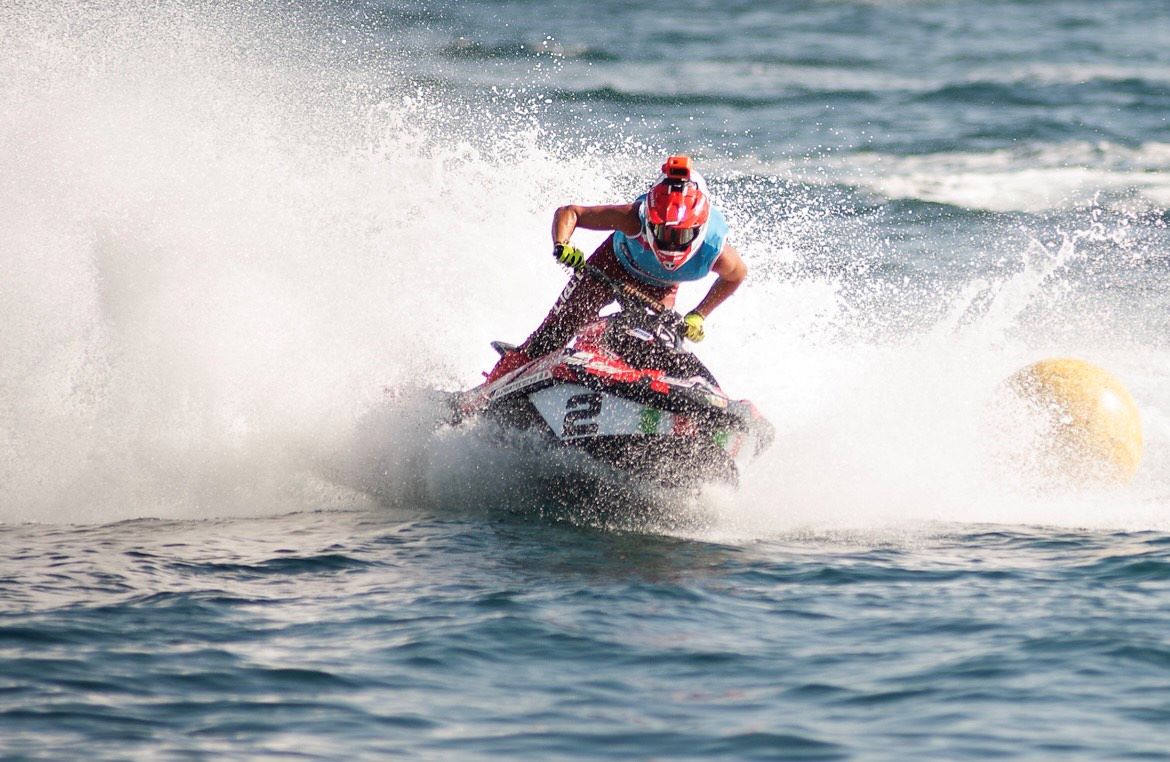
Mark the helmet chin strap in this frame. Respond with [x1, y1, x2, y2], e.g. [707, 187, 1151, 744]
[655, 248, 691, 271]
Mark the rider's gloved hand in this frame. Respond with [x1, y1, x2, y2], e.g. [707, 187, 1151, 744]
[683, 311, 706, 342]
[553, 243, 586, 270]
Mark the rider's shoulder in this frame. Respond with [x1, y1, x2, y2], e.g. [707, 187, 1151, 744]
[705, 206, 730, 249]
[707, 203, 728, 228]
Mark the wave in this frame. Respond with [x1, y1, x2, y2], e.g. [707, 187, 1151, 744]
[541, 73, 1169, 112]
[958, 63, 1170, 90]
[547, 84, 881, 110]
[442, 38, 617, 62]
[913, 77, 1170, 107]
[754, 141, 1170, 213]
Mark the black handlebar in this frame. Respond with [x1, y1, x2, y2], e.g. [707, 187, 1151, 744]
[579, 264, 669, 313]
[578, 264, 686, 349]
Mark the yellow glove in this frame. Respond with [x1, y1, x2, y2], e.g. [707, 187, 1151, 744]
[683, 311, 705, 342]
[553, 243, 586, 270]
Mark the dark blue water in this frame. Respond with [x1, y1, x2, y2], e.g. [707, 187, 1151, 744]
[3, 0, 1170, 758]
[4, 513, 1170, 758]
[385, 0, 1170, 155]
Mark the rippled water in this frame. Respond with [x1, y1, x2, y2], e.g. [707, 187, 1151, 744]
[4, 513, 1170, 758]
[3, 0, 1170, 757]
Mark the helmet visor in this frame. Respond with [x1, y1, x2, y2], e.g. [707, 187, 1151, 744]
[650, 223, 698, 252]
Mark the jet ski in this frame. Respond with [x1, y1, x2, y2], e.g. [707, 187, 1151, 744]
[451, 265, 774, 487]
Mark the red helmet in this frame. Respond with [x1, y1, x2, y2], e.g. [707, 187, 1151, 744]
[640, 155, 710, 270]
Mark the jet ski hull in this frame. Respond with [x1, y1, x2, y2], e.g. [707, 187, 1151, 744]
[455, 346, 773, 487]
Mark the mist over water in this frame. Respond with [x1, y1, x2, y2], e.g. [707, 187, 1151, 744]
[1, 1, 571, 523]
[2, 0, 1167, 536]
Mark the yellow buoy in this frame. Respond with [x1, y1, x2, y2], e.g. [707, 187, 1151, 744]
[1006, 357, 1143, 484]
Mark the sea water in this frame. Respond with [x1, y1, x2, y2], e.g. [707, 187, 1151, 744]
[2, 0, 1169, 758]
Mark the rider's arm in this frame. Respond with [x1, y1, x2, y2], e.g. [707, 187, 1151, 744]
[691, 244, 747, 317]
[552, 204, 641, 244]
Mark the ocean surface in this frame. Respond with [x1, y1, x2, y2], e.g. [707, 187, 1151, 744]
[2, 0, 1170, 758]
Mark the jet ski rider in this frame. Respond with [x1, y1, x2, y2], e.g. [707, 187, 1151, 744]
[483, 155, 748, 385]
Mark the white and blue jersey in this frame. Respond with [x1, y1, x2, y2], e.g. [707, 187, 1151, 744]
[611, 196, 729, 287]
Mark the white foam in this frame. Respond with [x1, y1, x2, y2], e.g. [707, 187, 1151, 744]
[0, 3, 624, 523]
[806, 142, 1170, 212]
[688, 249, 1170, 541]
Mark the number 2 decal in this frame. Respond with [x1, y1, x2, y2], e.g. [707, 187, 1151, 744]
[562, 393, 602, 437]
